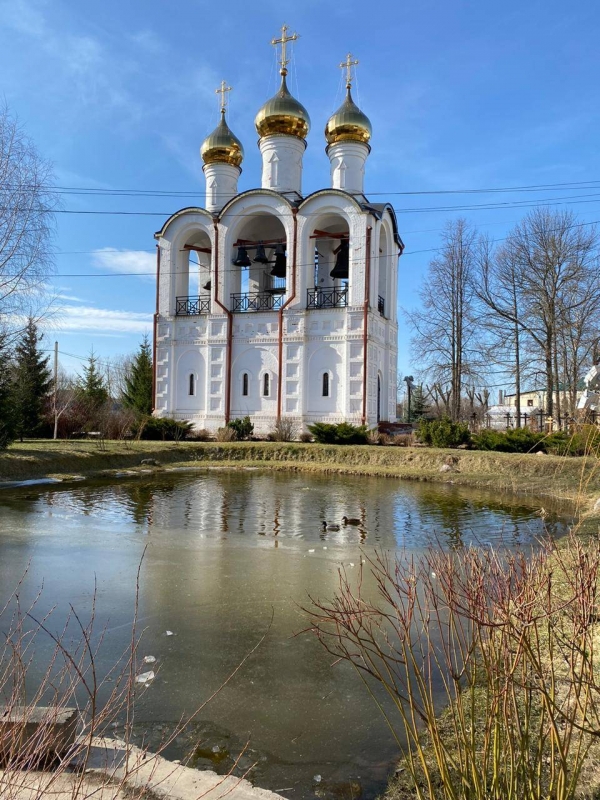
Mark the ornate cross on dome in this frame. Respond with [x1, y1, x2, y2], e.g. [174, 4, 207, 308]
[215, 80, 232, 114]
[340, 53, 359, 89]
[271, 24, 299, 76]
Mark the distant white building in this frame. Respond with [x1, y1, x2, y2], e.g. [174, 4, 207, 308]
[153, 31, 402, 435]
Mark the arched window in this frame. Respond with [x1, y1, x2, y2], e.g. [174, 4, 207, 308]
[322, 372, 329, 397]
[242, 373, 249, 397]
[263, 373, 270, 397]
[189, 374, 195, 396]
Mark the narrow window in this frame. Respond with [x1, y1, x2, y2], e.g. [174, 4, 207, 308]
[263, 373, 269, 397]
[242, 373, 249, 397]
[189, 374, 195, 396]
[322, 372, 329, 397]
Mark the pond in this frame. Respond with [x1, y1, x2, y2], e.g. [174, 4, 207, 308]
[0, 469, 570, 799]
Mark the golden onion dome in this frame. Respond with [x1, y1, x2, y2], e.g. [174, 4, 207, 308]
[255, 74, 310, 140]
[200, 111, 244, 168]
[325, 86, 372, 146]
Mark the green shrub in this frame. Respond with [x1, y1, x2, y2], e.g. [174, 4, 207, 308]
[227, 416, 254, 440]
[473, 427, 546, 453]
[546, 425, 600, 456]
[134, 416, 192, 441]
[307, 422, 369, 445]
[418, 417, 471, 448]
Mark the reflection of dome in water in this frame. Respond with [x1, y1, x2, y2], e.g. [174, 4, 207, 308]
[200, 111, 244, 168]
[325, 86, 371, 146]
[255, 74, 311, 140]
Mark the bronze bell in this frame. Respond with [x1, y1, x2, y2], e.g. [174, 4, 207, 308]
[270, 243, 287, 278]
[330, 239, 349, 280]
[233, 247, 251, 267]
[253, 243, 270, 263]
[202, 280, 211, 292]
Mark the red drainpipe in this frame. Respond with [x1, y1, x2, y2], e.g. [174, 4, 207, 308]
[212, 222, 233, 424]
[152, 243, 160, 413]
[361, 226, 372, 425]
[277, 209, 298, 420]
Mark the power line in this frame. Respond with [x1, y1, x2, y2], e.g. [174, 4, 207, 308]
[8, 178, 600, 198]
[10, 191, 600, 219]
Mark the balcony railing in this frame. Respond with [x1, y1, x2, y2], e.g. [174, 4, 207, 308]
[176, 295, 211, 316]
[378, 295, 385, 317]
[231, 291, 285, 313]
[307, 286, 348, 310]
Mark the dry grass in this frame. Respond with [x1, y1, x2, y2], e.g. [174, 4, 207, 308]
[2, 440, 600, 513]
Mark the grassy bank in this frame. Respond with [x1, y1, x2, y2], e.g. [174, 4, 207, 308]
[1, 439, 600, 511]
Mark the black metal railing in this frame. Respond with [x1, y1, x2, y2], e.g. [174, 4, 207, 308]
[176, 295, 211, 316]
[378, 295, 385, 316]
[231, 291, 285, 313]
[307, 286, 348, 309]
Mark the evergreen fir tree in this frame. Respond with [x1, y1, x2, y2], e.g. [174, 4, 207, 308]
[77, 350, 109, 409]
[12, 318, 52, 440]
[0, 335, 16, 448]
[122, 335, 153, 415]
[409, 384, 428, 422]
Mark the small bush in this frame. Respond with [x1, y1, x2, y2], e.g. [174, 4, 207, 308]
[307, 422, 369, 445]
[133, 416, 192, 441]
[268, 417, 298, 442]
[366, 429, 381, 445]
[473, 427, 546, 453]
[187, 428, 211, 442]
[546, 425, 600, 456]
[418, 417, 471, 448]
[227, 416, 254, 440]
[299, 432, 313, 443]
[215, 426, 236, 442]
[382, 432, 416, 447]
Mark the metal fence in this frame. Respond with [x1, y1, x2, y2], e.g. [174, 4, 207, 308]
[469, 410, 598, 432]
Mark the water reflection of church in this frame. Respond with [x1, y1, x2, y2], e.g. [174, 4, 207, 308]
[153, 27, 403, 434]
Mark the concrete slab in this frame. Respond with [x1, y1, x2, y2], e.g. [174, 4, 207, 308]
[0, 706, 78, 766]
[0, 737, 287, 800]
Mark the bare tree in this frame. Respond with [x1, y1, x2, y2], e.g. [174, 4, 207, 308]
[0, 104, 57, 328]
[406, 219, 482, 421]
[500, 209, 600, 418]
[476, 234, 532, 425]
[51, 368, 77, 440]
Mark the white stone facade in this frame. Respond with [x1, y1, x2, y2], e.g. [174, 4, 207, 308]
[153, 96, 402, 436]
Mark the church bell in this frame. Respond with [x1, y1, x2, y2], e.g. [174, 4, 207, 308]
[270, 243, 287, 278]
[202, 280, 211, 292]
[253, 243, 270, 264]
[233, 247, 251, 267]
[330, 239, 349, 280]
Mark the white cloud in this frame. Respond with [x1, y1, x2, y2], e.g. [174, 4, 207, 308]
[51, 305, 153, 335]
[92, 248, 155, 279]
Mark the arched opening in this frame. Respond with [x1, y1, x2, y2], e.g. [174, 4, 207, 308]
[189, 373, 195, 396]
[308, 213, 350, 310]
[175, 228, 212, 316]
[263, 373, 270, 397]
[242, 372, 249, 397]
[229, 213, 287, 312]
[378, 226, 389, 318]
[322, 372, 329, 397]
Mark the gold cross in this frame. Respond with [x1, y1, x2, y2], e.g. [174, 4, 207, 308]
[215, 80, 232, 114]
[271, 24, 299, 75]
[340, 53, 359, 88]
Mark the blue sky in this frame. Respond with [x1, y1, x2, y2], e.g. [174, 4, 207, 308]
[2, 0, 599, 382]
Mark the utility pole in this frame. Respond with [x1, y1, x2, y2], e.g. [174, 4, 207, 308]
[53, 341, 58, 440]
